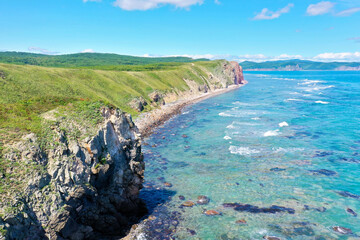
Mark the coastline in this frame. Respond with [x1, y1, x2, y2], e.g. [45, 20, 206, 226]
[134, 83, 246, 138]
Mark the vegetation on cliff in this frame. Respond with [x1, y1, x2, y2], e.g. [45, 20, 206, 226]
[0, 57, 239, 239]
[0, 52, 208, 68]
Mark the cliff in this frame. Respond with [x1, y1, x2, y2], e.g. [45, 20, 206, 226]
[0, 60, 245, 239]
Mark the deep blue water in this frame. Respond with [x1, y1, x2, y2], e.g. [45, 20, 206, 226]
[139, 71, 360, 239]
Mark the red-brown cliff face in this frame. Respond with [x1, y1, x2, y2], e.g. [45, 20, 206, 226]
[230, 61, 245, 85]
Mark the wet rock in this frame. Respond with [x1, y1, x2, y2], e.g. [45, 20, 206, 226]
[236, 219, 247, 224]
[204, 210, 221, 216]
[181, 201, 195, 207]
[223, 203, 295, 214]
[178, 195, 185, 201]
[270, 167, 286, 172]
[336, 191, 360, 199]
[347, 208, 357, 217]
[263, 236, 282, 240]
[313, 151, 333, 157]
[333, 226, 353, 235]
[129, 97, 148, 112]
[309, 169, 337, 176]
[164, 182, 173, 187]
[197, 195, 210, 205]
[187, 228, 197, 235]
[304, 205, 326, 212]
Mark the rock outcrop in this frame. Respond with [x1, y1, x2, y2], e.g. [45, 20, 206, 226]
[0, 108, 146, 239]
[228, 61, 245, 85]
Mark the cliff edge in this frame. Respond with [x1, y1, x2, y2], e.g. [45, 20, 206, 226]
[0, 61, 245, 239]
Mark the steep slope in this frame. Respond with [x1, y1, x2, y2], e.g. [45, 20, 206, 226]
[0, 60, 244, 239]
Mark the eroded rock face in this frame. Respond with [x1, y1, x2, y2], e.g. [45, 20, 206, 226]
[222, 61, 245, 85]
[129, 97, 148, 112]
[0, 109, 146, 239]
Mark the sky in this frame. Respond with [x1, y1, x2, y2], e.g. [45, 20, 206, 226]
[0, 0, 360, 62]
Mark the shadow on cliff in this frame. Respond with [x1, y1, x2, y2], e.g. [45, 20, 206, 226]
[3, 201, 47, 240]
[139, 188, 177, 216]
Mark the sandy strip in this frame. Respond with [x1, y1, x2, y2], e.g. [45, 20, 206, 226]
[134, 83, 246, 138]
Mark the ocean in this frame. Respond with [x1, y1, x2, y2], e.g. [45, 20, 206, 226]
[139, 71, 360, 239]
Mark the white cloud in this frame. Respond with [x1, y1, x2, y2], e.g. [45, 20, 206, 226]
[28, 47, 59, 55]
[336, 7, 360, 16]
[348, 37, 360, 43]
[253, 3, 294, 20]
[81, 49, 95, 53]
[113, 0, 204, 10]
[313, 51, 360, 61]
[306, 1, 335, 16]
[141, 52, 360, 63]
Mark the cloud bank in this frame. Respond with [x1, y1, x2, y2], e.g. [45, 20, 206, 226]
[253, 3, 294, 20]
[28, 47, 59, 55]
[113, 0, 204, 10]
[306, 1, 335, 16]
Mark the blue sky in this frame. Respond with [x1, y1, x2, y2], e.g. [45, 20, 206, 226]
[1, 0, 360, 62]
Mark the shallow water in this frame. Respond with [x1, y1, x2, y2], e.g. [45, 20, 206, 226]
[139, 71, 360, 240]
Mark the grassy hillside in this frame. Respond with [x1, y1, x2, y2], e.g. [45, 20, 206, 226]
[0, 60, 225, 146]
[0, 52, 208, 68]
[241, 59, 360, 70]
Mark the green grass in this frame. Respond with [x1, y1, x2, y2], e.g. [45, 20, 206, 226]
[0, 60, 227, 145]
[0, 52, 209, 68]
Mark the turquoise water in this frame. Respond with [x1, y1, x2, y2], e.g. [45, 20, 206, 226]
[139, 71, 360, 240]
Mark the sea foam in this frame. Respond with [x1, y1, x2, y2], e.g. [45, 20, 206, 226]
[315, 100, 329, 104]
[279, 122, 289, 127]
[264, 130, 280, 137]
[229, 146, 260, 155]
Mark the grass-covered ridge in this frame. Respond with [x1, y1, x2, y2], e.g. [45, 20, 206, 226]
[0, 52, 209, 68]
[0, 60, 227, 145]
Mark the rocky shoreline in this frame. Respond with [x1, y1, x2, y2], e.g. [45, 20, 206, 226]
[135, 84, 245, 138]
[0, 60, 245, 240]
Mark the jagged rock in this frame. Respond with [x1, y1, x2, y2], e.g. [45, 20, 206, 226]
[0, 109, 146, 239]
[129, 97, 148, 112]
[148, 91, 164, 105]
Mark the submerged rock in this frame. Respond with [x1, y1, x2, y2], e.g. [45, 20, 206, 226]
[270, 167, 286, 172]
[336, 191, 360, 199]
[309, 169, 337, 176]
[236, 219, 247, 224]
[164, 182, 173, 187]
[332, 226, 353, 235]
[178, 195, 185, 201]
[197, 195, 210, 205]
[181, 201, 195, 207]
[347, 208, 357, 217]
[204, 210, 221, 216]
[223, 203, 295, 214]
[263, 236, 282, 240]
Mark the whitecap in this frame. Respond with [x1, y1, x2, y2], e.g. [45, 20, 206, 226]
[279, 122, 289, 127]
[224, 136, 232, 140]
[286, 98, 304, 102]
[251, 117, 260, 120]
[219, 112, 232, 117]
[264, 129, 280, 137]
[315, 100, 329, 104]
[182, 111, 190, 115]
[229, 146, 260, 155]
[273, 147, 305, 153]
